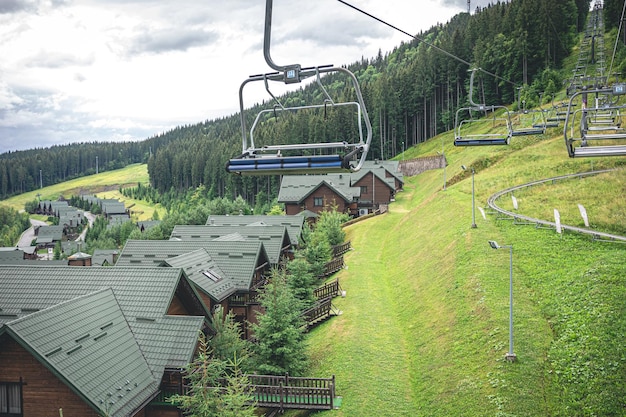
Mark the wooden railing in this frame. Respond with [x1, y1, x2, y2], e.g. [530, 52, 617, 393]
[318, 256, 344, 278]
[301, 297, 333, 328]
[331, 241, 351, 257]
[247, 373, 337, 411]
[314, 279, 340, 300]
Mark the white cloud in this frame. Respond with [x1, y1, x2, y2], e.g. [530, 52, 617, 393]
[0, 0, 468, 153]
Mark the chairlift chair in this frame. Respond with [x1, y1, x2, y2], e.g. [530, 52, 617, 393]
[454, 69, 513, 146]
[510, 91, 547, 136]
[226, 0, 371, 175]
[564, 83, 626, 157]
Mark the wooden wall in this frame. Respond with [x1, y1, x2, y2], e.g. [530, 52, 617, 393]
[0, 334, 100, 417]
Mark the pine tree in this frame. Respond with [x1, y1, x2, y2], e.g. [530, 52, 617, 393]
[168, 332, 257, 417]
[208, 306, 252, 373]
[252, 268, 308, 376]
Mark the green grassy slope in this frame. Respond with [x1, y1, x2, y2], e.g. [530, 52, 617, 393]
[302, 131, 626, 416]
[0, 163, 163, 221]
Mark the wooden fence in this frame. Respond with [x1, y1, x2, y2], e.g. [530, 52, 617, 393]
[314, 279, 341, 300]
[301, 296, 333, 329]
[331, 241, 351, 257]
[247, 373, 338, 411]
[319, 256, 344, 278]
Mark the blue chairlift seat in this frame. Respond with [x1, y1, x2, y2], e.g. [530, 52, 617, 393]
[226, 0, 371, 176]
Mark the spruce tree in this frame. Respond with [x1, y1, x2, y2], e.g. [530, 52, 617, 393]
[252, 268, 308, 376]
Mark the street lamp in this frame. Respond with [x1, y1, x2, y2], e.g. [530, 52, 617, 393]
[488, 240, 516, 362]
[461, 165, 477, 228]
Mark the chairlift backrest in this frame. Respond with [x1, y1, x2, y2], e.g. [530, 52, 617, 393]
[453, 69, 513, 146]
[227, 0, 371, 175]
[563, 84, 626, 157]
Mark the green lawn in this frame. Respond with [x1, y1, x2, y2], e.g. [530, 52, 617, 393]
[0, 163, 163, 221]
[298, 131, 626, 416]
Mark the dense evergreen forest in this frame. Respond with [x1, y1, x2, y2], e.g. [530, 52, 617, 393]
[2, 0, 625, 205]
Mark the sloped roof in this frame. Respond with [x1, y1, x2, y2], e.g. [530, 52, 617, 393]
[202, 241, 269, 290]
[350, 169, 396, 191]
[130, 314, 204, 375]
[163, 249, 237, 302]
[0, 247, 24, 262]
[277, 174, 360, 204]
[92, 249, 119, 266]
[0, 266, 184, 324]
[37, 225, 64, 239]
[116, 240, 269, 291]
[116, 240, 202, 267]
[3, 288, 160, 417]
[205, 215, 305, 245]
[102, 202, 127, 215]
[170, 225, 292, 265]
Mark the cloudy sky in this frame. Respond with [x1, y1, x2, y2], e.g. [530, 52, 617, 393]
[0, 0, 494, 153]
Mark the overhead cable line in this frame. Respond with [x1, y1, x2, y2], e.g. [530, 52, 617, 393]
[337, 0, 518, 88]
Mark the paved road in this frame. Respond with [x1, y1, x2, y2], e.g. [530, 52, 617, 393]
[17, 219, 47, 248]
[77, 211, 96, 242]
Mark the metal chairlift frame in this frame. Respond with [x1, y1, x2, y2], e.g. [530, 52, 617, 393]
[454, 69, 513, 146]
[537, 93, 560, 129]
[510, 90, 547, 136]
[564, 83, 626, 157]
[226, 0, 371, 175]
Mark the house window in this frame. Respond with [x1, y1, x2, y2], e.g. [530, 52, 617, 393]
[202, 270, 222, 283]
[360, 186, 367, 194]
[313, 197, 323, 207]
[0, 381, 23, 416]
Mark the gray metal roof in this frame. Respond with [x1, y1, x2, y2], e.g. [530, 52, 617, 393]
[0, 265, 183, 324]
[4, 288, 160, 417]
[350, 169, 397, 191]
[116, 240, 269, 291]
[277, 174, 360, 204]
[205, 215, 305, 245]
[170, 225, 292, 265]
[37, 225, 64, 239]
[163, 249, 238, 302]
[130, 314, 204, 375]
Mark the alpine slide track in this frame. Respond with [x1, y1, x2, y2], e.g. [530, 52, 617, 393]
[486, 169, 626, 243]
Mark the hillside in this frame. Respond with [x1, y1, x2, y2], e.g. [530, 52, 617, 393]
[300, 129, 626, 416]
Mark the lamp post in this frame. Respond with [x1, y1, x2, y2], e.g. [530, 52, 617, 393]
[488, 240, 516, 362]
[461, 165, 477, 228]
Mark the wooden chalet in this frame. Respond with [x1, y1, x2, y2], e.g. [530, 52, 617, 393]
[277, 174, 360, 217]
[277, 163, 404, 217]
[360, 160, 405, 192]
[0, 265, 211, 417]
[137, 221, 161, 233]
[0, 247, 36, 263]
[116, 240, 271, 339]
[91, 249, 119, 266]
[99, 200, 127, 219]
[36, 200, 69, 216]
[34, 225, 64, 249]
[349, 169, 397, 215]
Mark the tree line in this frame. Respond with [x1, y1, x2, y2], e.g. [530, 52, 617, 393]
[5, 0, 626, 207]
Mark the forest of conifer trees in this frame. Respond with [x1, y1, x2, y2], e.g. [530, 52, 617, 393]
[2, 0, 625, 206]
